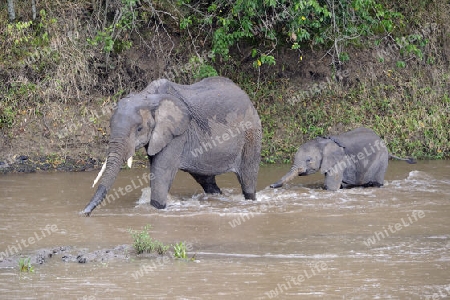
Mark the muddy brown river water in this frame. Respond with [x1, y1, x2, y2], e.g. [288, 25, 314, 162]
[0, 161, 449, 299]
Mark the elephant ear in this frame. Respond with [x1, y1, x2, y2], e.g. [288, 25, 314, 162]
[143, 78, 169, 94]
[147, 97, 190, 156]
[320, 141, 346, 174]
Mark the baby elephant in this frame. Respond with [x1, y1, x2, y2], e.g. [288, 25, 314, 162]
[270, 127, 415, 191]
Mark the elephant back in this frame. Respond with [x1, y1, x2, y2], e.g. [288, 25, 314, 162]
[329, 127, 385, 156]
[151, 77, 260, 134]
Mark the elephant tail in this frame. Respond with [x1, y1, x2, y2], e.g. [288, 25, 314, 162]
[389, 153, 417, 164]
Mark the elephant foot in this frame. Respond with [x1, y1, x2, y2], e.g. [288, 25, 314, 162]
[243, 192, 256, 200]
[203, 186, 222, 194]
[150, 199, 166, 209]
[190, 174, 222, 194]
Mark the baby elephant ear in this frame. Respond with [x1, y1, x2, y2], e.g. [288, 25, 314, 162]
[147, 96, 190, 156]
[320, 141, 345, 174]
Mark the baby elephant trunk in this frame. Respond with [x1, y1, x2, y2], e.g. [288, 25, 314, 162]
[270, 167, 300, 188]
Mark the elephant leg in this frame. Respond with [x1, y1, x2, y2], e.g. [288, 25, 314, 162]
[236, 129, 261, 200]
[189, 173, 222, 194]
[363, 158, 388, 187]
[235, 171, 256, 200]
[148, 137, 184, 209]
[149, 161, 178, 209]
[362, 181, 383, 188]
[362, 165, 385, 187]
[324, 170, 344, 191]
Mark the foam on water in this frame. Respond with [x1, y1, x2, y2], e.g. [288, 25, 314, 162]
[194, 251, 339, 260]
[389, 170, 447, 193]
[133, 169, 447, 217]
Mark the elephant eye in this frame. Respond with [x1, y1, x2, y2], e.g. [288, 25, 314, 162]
[137, 126, 143, 132]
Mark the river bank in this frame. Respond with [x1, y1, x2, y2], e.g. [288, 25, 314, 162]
[1, 1, 449, 170]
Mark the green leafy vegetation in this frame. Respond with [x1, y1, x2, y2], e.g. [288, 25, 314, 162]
[191, 58, 218, 79]
[128, 225, 169, 255]
[173, 242, 195, 260]
[128, 225, 196, 260]
[177, 0, 402, 66]
[87, 0, 138, 54]
[18, 257, 34, 273]
[173, 242, 187, 259]
[3, 9, 57, 68]
[0, 8, 55, 128]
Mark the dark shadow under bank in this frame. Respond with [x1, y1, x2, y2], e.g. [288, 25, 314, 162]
[0, 155, 149, 174]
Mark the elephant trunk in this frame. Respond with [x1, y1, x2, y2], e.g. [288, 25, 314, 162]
[270, 166, 301, 188]
[83, 139, 130, 216]
[83, 184, 108, 216]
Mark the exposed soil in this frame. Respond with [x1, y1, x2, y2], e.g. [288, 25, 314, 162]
[0, 153, 148, 174]
[0, 101, 149, 174]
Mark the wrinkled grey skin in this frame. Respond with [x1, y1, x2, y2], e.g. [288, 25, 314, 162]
[83, 77, 261, 216]
[270, 127, 415, 191]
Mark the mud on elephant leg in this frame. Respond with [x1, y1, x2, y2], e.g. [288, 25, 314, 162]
[190, 173, 222, 194]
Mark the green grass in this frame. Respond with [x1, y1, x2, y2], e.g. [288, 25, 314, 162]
[236, 74, 449, 163]
[173, 241, 196, 261]
[18, 257, 34, 273]
[128, 226, 195, 260]
[173, 242, 187, 259]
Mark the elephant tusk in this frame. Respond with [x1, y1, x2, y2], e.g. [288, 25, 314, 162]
[127, 156, 133, 169]
[92, 159, 107, 188]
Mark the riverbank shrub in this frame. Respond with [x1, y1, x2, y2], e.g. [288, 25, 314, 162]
[176, 0, 402, 67]
[128, 224, 169, 255]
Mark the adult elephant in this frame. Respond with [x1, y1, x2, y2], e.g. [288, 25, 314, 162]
[270, 127, 415, 191]
[83, 77, 261, 216]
